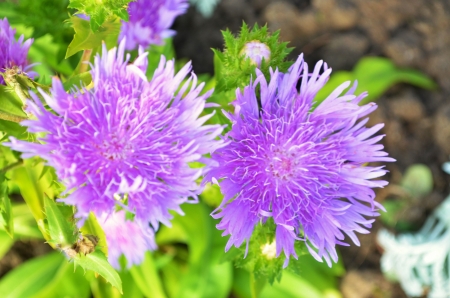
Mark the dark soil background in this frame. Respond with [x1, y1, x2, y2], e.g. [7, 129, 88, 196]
[174, 0, 450, 297]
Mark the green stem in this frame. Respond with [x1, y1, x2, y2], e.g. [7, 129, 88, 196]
[78, 49, 93, 74]
[0, 110, 27, 123]
[250, 272, 266, 298]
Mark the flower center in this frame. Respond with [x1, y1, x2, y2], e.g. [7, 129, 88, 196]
[267, 147, 298, 181]
[96, 134, 133, 161]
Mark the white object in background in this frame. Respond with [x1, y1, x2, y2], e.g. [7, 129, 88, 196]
[378, 194, 450, 297]
[189, 0, 220, 17]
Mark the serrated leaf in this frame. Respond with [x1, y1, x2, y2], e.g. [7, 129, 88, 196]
[44, 195, 78, 245]
[66, 16, 120, 58]
[73, 249, 123, 294]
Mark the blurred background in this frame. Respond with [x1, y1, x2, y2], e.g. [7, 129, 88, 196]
[1, 0, 450, 297]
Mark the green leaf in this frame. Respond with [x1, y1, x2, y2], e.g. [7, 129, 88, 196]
[44, 195, 78, 246]
[315, 57, 437, 105]
[0, 230, 14, 259]
[73, 249, 123, 294]
[2, 204, 43, 239]
[156, 203, 233, 298]
[81, 212, 108, 255]
[0, 84, 27, 124]
[120, 270, 144, 298]
[66, 16, 120, 58]
[0, 252, 65, 298]
[63, 72, 93, 91]
[32, 258, 91, 298]
[0, 173, 13, 237]
[10, 158, 48, 239]
[130, 252, 167, 298]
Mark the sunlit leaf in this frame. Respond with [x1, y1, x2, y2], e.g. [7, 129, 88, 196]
[44, 195, 78, 246]
[73, 250, 122, 294]
[315, 57, 437, 105]
[0, 252, 64, 298]
[66, 16, 120, 58]
[130, 252, 166, 298]
[0, 173, 13, 237]
[68, 0, 131, 31]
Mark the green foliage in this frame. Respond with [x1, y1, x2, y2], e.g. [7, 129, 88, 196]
[380, 164, 434, 231]
[66, 15, 121, 58]
[68, 0, 131, 31]
[214, 23, 293, 95]
[0, 252, 91, 298]
[45, 195, 78, 246]
[315, 57, 437, 105]
[73, 250, 123, 294]
[0, 174, 13, 238]
[130, 252, 167, 298]
[0, 0, 73, 42]
[156, 202, 233, 298]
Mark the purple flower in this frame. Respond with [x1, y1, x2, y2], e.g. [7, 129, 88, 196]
[119, 0, 189, 50]
[206, 55, 395, 268]
[99, 210, 156, 269]
[7, 40, 224, 255]
[0, 18, 35, 84]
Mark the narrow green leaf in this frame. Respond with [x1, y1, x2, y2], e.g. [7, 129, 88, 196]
[10, 159, 47, 239]
[0, 252, 64, 298]
[130, 252, 167, 298]
[73, 249, 123, 294]
[1, 204, 43, 239]
[66, 16, 120, 58]
[44, 195, 78, 246]
[120, 270, 144, 298]
[0, 173, 13, 237]
[0, 230, 14, 259]
[32, 258, 91, 298]
[314, 57, 437, 106]
[81, 212, 108, 255]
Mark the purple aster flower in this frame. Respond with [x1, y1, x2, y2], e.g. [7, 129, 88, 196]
[99, 210, 156, 269]
[0, 17, 35, 84]
[206, 55, 395, 268]
[6, 40, 224, 253]
[119, 0, 189, 50]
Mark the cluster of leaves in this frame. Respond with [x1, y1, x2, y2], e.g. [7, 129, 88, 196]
[68, 0, 131, 31]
